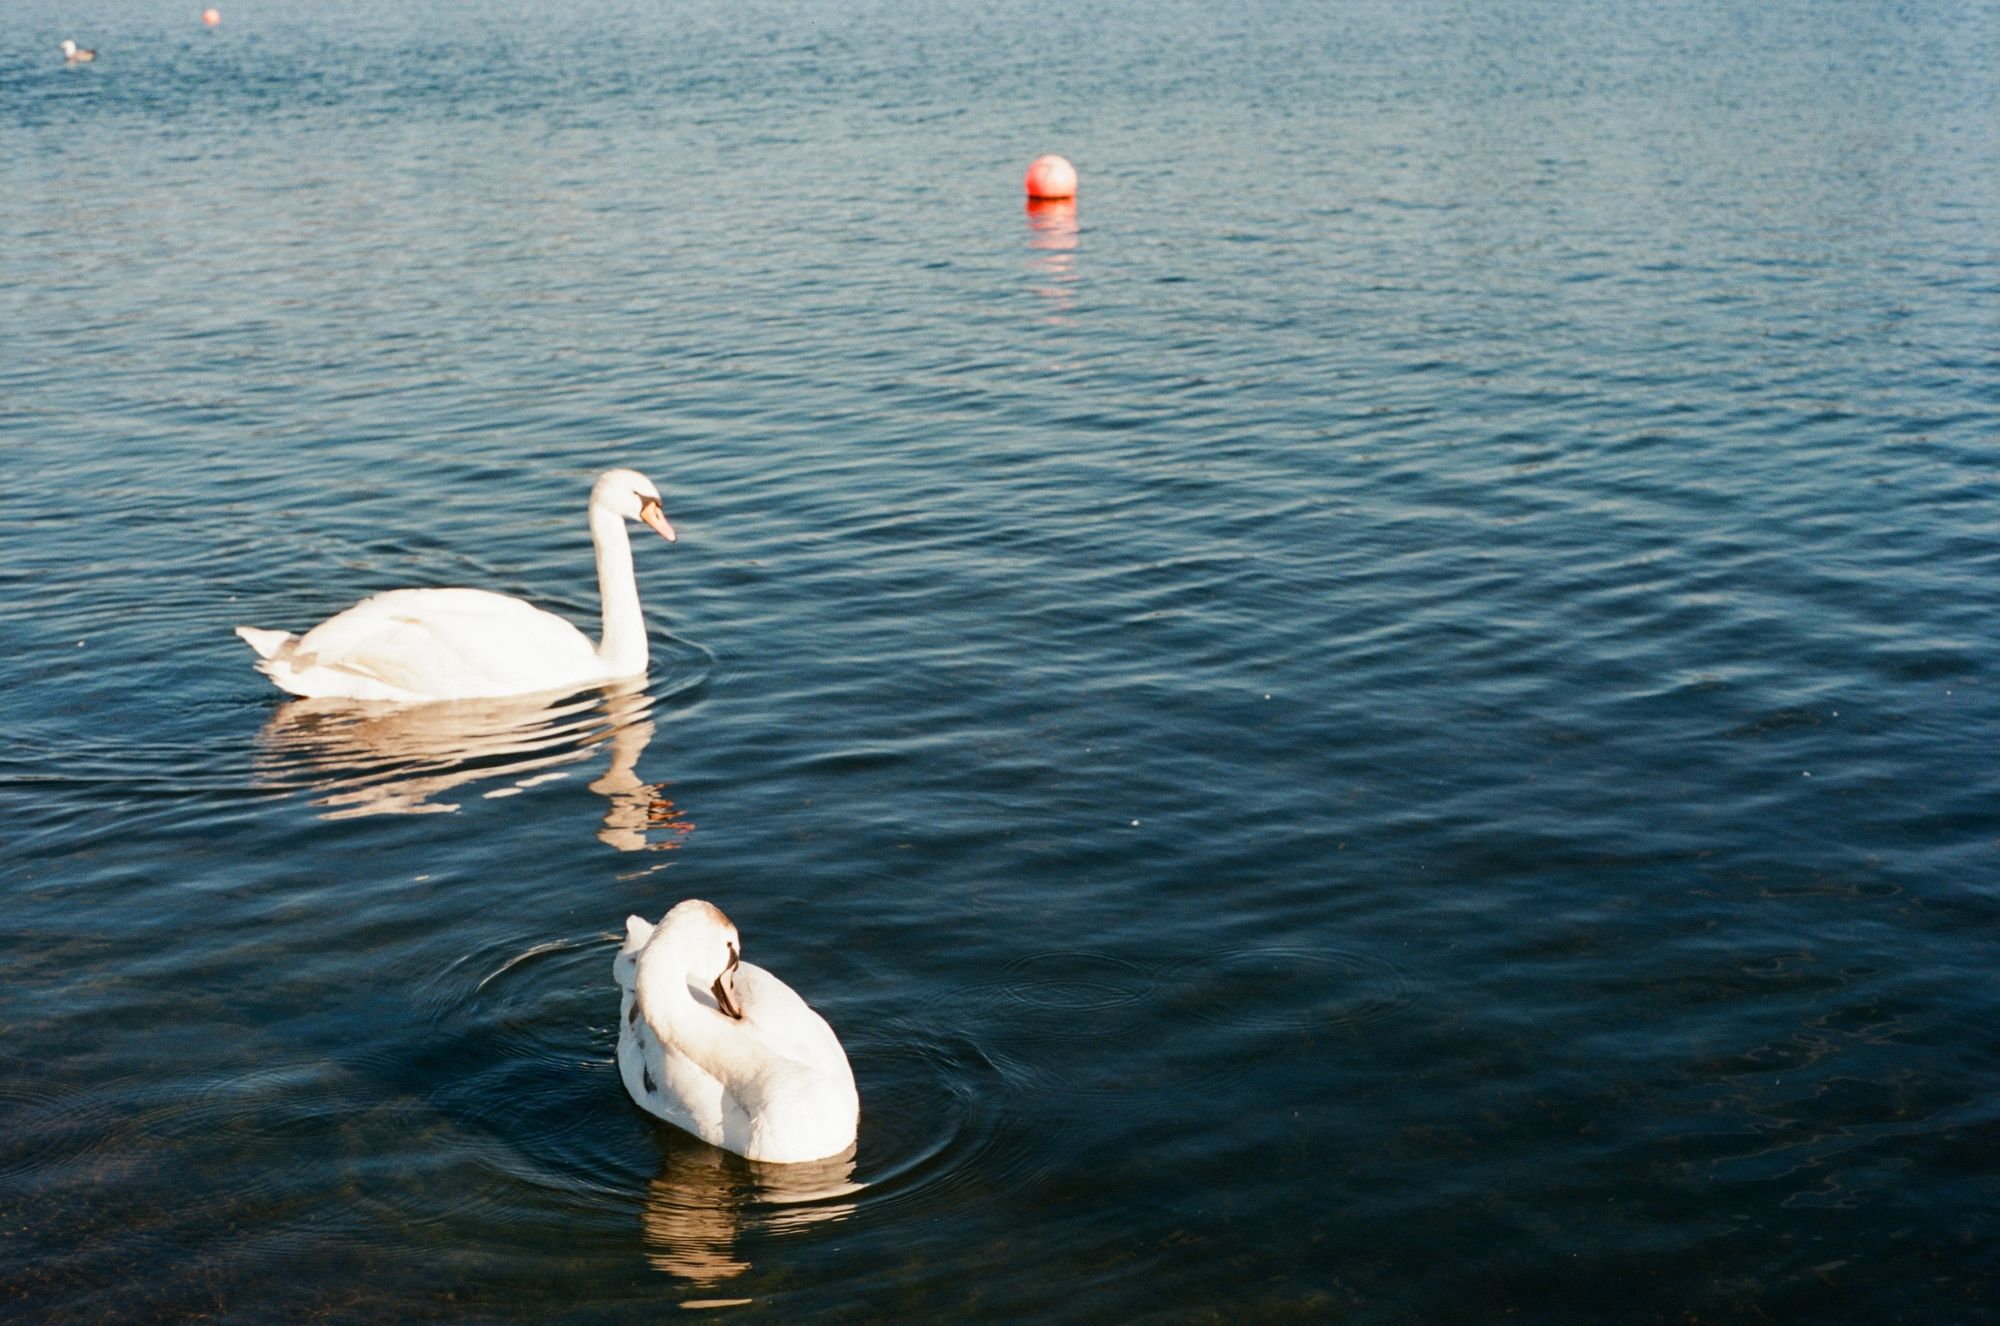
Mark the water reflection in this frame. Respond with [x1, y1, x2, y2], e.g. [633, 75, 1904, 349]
[640, 1141, 860, 1286]
[1025, 197, 1079, 311]
[253, 682, 692, 851]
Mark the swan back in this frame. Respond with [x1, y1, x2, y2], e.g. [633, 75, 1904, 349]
[616, 901, 858, 1163]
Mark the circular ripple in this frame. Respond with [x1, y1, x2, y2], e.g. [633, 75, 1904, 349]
[448, 933, 626, 1135]
[997, 950, 1157, 1013]
[421, 940, 1074, 1273]
[1161, 944, 1414, 1034]
[651, 635, 717, 705]
[0, 1081, 161, 1188]
[837, 1021, 1071, 1221]
[434, 932, 615, 1043]
[174, 1058, 358, 1141]
[942, 950, 1165, 1048]
[407, 932, 644, 1222]
[909, 952, 1170, 1101]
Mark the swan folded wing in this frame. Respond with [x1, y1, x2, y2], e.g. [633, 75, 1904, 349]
[620, 1000, 741, 1148]
[720, 963, 858, 1161]
[663, 1036, 750, 1149]
[723, 1053, 858, 1163]
[293, 589, 599, 698]
[734, 963, 854, 1086]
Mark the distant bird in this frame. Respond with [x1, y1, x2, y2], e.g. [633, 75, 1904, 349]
[59, 39, 97, 63]
[615, 900, 859, 1163]
[234, 468, 677, 703]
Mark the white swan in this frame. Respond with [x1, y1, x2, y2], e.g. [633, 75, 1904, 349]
[615, 900, 859, 1164]
[235, 468, 676, 703]
[59, 39, 97, 63]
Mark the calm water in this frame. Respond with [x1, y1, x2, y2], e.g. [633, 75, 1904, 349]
[4, 1, 1998, 1320]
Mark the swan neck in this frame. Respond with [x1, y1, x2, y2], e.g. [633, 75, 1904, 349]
[591, 504, 648, 676]
[637, 930, 736, 1064]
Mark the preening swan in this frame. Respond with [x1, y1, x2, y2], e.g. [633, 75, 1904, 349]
[235, 468, 676, 703]
[616, 900, 859, 1164]
[59, 39, 97, 63]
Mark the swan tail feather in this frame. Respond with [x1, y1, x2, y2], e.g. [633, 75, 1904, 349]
[614, 915, 655, 991]
[234, 626, 297, 660]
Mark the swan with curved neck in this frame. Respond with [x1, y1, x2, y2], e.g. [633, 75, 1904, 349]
[235, 468, 676, 703]
[615, 900, 859, 1164]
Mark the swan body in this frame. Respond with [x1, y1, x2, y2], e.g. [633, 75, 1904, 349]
[615, 900, 858, 1164]
[60, 39, 96, 63]
[236, 468, 675, 703]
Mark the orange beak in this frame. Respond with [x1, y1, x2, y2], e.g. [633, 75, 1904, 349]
[639, 496, 676, 543]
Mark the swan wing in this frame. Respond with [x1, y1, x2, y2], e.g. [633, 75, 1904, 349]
[290, 589, 600, 699]
[725, 963, 858, 1162]
[619, 1001, 742, 1146]
[735, 963, 855, 1087]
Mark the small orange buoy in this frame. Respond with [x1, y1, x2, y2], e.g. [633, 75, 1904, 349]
[202, 7, 220, 26]
[1024, 154, 1078, 201]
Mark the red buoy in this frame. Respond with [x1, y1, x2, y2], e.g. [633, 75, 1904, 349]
[1024, 154, 1078, 201]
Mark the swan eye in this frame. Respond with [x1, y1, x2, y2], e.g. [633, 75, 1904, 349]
[638, 494, 660, 515]
[726, 942, 739, 971]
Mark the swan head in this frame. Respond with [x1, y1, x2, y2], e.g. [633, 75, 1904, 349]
[591, 468, 676, 544]
[660, 899, 744, 1020]
[59, 39, 78, 55]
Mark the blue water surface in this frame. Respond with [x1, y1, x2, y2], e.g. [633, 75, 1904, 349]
[3, 2, 1997, 1321]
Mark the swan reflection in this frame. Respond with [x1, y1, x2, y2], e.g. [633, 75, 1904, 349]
[640, 1141, 860, 1285]
[253, 682, 691, 850]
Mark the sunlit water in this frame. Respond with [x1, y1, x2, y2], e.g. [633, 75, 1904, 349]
[3, 1, 1997, 1321]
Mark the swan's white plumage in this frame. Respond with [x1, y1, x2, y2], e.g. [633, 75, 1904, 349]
[616, 901, 858, 1164]
[238, 589, 597, 701]
[235, 469, 674, 703]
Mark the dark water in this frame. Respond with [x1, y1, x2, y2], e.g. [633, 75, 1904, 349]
[4, 1, 1998, 1320]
